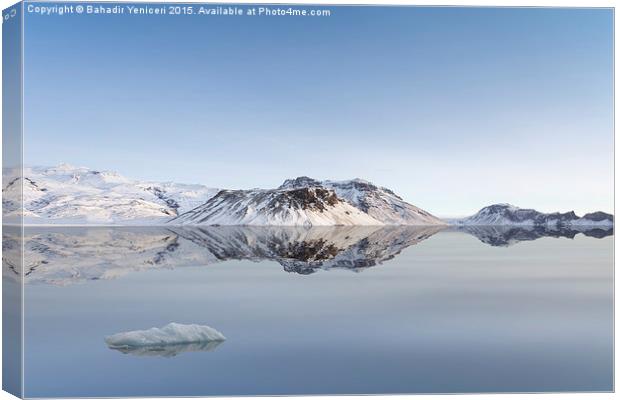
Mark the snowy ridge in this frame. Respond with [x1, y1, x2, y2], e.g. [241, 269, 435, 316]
[172, 176, 444, 226]
[456, 204, 613, 227]
[3, 164, 219, 225]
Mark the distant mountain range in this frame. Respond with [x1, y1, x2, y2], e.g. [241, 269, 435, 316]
[454, 204, 613, 227]
[2, 164, 613, 227]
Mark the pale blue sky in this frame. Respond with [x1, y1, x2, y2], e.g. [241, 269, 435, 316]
[22, 5, 613, 216]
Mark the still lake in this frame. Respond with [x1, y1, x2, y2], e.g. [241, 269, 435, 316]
[9, 225, 613, 396]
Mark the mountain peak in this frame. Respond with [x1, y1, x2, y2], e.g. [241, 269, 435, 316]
[583, 211, 614, 222]
[350, 178, 372, 184]
[278, 176, 322, 190]
[56, 162, 80, 169]
[45, 162, 89, 174]
[482, 203, 518, 211]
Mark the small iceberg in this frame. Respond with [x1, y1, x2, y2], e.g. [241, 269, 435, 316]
[105, 322, 226, 357]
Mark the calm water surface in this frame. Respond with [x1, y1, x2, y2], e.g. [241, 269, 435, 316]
[8, 226, 613, 397]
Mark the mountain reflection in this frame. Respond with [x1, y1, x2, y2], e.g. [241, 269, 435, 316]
[171, 226, 441, 275]
[2, 224, 612, 285]
[457, 225, 613, 247]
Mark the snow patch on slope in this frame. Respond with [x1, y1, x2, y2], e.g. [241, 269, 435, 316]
[323, 179, 444, 225]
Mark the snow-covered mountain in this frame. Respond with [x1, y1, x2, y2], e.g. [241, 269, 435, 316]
[281, 177, 444, 225]
[456, 204, 613, 226]
[4, 167, 442, 226]
[170, 187, 382, 226]
[3, 164, 219, 225]
[6, 166, 609, 229]
[171, 176, 444, 226]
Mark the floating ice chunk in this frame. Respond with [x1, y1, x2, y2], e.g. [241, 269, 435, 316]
[105, 323, 226, 350]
